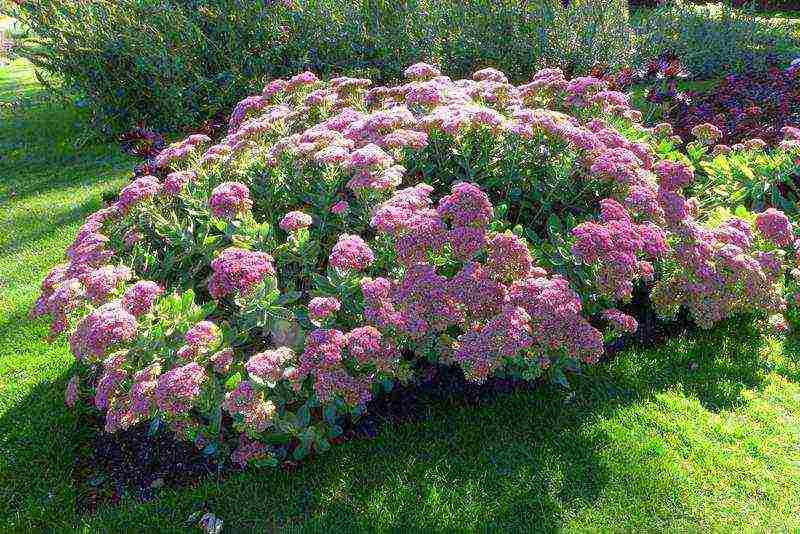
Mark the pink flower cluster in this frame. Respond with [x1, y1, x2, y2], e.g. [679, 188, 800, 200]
[308, 297, 341, 324]
[185, 320, 220, 351]
[652, 216, 788, 329]
[154, 362, 207, 416]
[508, 275, 604, 363]
[231, 434, 268, 468]
[69, 301, 138, 361]
[404, 62, 442, 80]
[121, 281, 163, 317]
[571, 199, 667, 300]
[296, 329, 374, 406]
[208, 247, 275, 299]
[154, 134, 212, 169]
[80, 265, 132, 304]
[755, 208, 794, 247]
[328, 234, 375, 271]
[164, 170, 196, 196]
[224, 380, 276, 432]
[602, 309, 638, 334]
[228, 95, 270, 133]
[363, 182, 605, 380]
[245, 347, 295, 386]
[279, 210, 313, 232]
[118, 176, 163, 213]
[209, 181, 253, 219]
[653, 160, 694, 192]
[564, 76, 609, 108]
[29, 202, 163, 338]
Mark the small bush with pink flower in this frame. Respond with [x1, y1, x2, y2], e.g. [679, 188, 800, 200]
[34, 63, 800, 468]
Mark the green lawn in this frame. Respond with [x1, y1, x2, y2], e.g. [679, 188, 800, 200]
[2, 59, 800, 532]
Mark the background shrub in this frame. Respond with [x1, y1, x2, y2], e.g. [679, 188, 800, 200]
[663, 66, 800, 146]
[5, 0, 632, 133]
[5, 0, 799, 133]
[729, 0, 800, 10]
[631, 3, 800, 79]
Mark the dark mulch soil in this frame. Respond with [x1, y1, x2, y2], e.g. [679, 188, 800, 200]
[75, 411, 223, 512]
[75, 289, 692, 514]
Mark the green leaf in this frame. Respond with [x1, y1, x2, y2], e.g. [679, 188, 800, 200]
[323, 403, 338, 424]
[293, 445, 308, 461]
[181, 289, 195, 311]
[224, 372, 242, 391]
[296, 404, 311, 428]
[262, 432, 292, 445]
[147, 417, 162, 437]
[277, 291, 302, 305]
[316, 438, 331, 453]
[253, 456, 279, 468]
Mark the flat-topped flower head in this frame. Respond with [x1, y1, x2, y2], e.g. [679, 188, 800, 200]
[330, 200, 349, 215]
[404, 62, 441, 80]
[245, 347, 294, 385]
[485, 232, 533, 283]
[154, 362, 206, 416]
[744, 138, 767, 151]
[308, 297, 341, 325]
[288, 71, 319, 89]
[781, 126, 800, 141]
[69, 301, 138, 361]
[654, 160, 694, 192]
[80, 265, 132, 305]
[185, 320, 220, 349]
[472, 67, 508, 84]
[329, 234, 375, 271]
[602, 309, 638, 333]
[164, 170, 196, 196]
[437, 182, 493, 228]
[121, 280, 163, 317]
[279, 210, 313, 232]
[209, 247, 275, 299]
[118, 176, 162, 213]
[209, 182, 253, 219]
[755, 208, 793, 247]
[691, 123, 723, 144]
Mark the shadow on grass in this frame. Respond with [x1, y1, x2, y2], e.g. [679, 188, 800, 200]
[0, 320, 78, 530]
[0, 201, 99, 256]
[0, 97, 134, 206]
[0, 317, 785, 530]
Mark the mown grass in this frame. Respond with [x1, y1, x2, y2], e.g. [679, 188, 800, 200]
[0, 58, 135, 530]
[2, 59, 800, 532]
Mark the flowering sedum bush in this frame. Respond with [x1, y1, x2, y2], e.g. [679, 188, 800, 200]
[34, 63, 800, 468]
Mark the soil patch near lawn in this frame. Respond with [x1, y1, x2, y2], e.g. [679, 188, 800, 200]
[74, 289, 691, 514]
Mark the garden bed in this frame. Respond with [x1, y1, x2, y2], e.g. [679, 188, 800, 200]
[23, 59, 800, 526]
[74, 290, 691, 513]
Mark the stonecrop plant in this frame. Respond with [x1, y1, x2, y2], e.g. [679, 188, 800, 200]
[34, 62, 800, 468]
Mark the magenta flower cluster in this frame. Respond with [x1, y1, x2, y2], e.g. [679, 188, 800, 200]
[571, 199, 667, 300]
[328, 234, 375, 271]
[209, 181, 253, 220]
[208, 247, 275, 299]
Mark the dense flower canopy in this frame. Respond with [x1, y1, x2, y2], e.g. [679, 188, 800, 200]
[32, 62, 799, 468]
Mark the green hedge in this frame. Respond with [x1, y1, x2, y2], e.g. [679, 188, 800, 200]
[5, 0, 633, 133]
[4, 0, 798, 134]
[632, 3, 800, 79]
